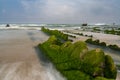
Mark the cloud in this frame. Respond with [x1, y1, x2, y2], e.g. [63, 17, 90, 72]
[21, 0, 76, 20]
[1, 0, 120, 23]
[20, 0, 120, 23]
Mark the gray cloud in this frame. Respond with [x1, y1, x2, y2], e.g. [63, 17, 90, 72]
[16, 0, 120, 23]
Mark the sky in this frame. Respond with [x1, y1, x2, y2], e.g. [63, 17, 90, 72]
[0, 0, 120, 24]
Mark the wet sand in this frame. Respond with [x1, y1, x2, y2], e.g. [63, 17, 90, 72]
[0, 29, 119, 80]
[69, 30, 120, 47]
[116, 72, 120, 80]
[0, 30, 65, 80]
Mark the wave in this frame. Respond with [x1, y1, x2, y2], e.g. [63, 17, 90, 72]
[0, 24, 42, 30]
[0, 24, 82, 30]
[0, 26, 41, 30]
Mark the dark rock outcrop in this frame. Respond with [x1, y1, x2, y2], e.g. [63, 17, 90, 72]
[6, 24, 10, 27]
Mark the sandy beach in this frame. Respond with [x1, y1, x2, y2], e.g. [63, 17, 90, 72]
[68, 30, 120, 47]
[0, 29, 120, 80]
[0, 30, 65, 80]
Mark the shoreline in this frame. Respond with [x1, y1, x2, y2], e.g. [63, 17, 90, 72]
[67, 30, 120, 47]
[0, 29, 120, 80]
[0, 29, 65, 80]
[64, 30, 120, 80]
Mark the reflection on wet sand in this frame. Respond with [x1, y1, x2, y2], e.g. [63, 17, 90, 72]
[0, 30, 65, 80]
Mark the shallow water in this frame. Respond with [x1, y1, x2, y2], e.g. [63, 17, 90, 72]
[0, 29, 65, 80]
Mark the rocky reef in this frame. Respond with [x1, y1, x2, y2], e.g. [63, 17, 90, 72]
[38, 35, 117, 80]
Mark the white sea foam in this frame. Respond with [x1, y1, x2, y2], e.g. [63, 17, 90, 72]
[0, 24, 82, 31]
[0, 24, 42, 30]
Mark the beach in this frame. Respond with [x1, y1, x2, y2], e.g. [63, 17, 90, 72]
[0, 29, 120, 80]
[65, 30, 120, 79]
[0, 29, 65, 80]
[68, 30, 120, 47]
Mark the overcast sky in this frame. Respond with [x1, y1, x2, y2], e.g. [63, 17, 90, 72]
[0, 0, 120, 24]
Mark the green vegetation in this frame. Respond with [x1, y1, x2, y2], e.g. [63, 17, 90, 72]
[116, 64, 120, 70]
[64, 30, 93, 38]
[74, 33, 93, 37]
[38, 36, 117, 80]
[104, 29, 120, 35]
[41, 27, 68, 41]
[67, 34, 76, 38]
[85, 38, 106, 47]
[93, 27, 101, 32]
[74, 33, 84, 36]
[86, 38, 120, 51]
[104, 55, 117, 79]
[108, 44, 120, 51]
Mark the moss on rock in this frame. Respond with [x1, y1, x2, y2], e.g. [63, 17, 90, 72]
[71, 41, 88, 59]
[104, 55, 117, 79]
[82, 49, 105, 77]
[38, 36, 117, 80]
